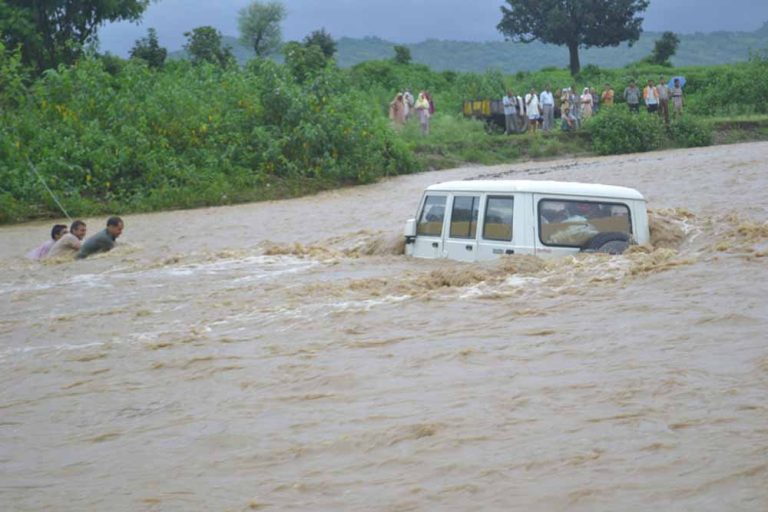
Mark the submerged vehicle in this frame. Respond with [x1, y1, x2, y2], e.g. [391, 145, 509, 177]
[403, 180, 649, 261]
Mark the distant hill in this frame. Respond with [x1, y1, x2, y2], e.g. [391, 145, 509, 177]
[170, 22, 768, 72]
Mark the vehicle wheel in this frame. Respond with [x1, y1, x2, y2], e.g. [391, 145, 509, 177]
[584, 232, 630, 254]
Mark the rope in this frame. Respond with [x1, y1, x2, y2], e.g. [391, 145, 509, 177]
[26, 159, 73, 223]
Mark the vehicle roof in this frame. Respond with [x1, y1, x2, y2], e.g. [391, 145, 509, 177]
[425, 180, 646, 201]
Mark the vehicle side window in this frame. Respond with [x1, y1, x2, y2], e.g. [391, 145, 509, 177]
[417, 195, 447, 236]
[449, 196, 479, 239]
[539, 199, 631, 247]
[483, 196, 514, 241]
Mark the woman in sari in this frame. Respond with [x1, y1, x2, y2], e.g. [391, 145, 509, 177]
[389, 93, 406, 126]
[415, 91, 431, 135]
[580, 87, 593, 120]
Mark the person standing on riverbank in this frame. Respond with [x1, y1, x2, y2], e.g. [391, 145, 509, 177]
[657, 76, 670, 124]
[503, 90, 518, 134]
[525, 88, 541, 133]
[540, 85, 555, 132]
[601, 84, 615, 108]
[590, 87, 600, 115]
[580, 87, 594, 120]
[389, 93, 406, 126]
[624, 81, 641, 113]
[415, 92, 431, 135]
[671, 78, 685, 117]
[644, 79, 659, 114]
[76, 217, 124, 260]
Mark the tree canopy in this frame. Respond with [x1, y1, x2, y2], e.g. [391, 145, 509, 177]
[130, 28, 167, 69]
[0, 0, 150, 72]
[647, 31, 680, 66]
[497, 0, 650, 75]
[303, 28, 336, 59]
[237, 0, 286, 58]
[393, 45, 412, 65]
[184, 26, 234, 67]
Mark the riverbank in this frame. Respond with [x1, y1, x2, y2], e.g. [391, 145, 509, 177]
[3, 47, 768, 225]
[403, 114, 768, 171]
[4, 117, 768, 226]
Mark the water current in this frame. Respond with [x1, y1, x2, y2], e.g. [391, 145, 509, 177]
[1, 142, 767, 511]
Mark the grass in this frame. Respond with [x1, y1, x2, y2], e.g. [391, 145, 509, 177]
[396, 113, 592, 170]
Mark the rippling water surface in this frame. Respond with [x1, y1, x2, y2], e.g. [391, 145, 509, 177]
[2, 143, 768, 511]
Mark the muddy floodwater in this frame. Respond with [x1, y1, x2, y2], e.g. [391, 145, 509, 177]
[1, 142, 768, 511]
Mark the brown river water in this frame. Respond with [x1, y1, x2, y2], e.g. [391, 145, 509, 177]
[1, 142, 767, 511]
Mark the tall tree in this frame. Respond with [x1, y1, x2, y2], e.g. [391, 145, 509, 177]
[393, 45, 412, 65]
[0, 0, 151, 72]
[237, 0, 286, 58]
[130, 28, 167, 69]
[648, 31, 680, 66]
[184, 26, 234, 67]
[497, 0, 650, 76]
[303, 28, 336, 59]
[283, 41, 326, 82]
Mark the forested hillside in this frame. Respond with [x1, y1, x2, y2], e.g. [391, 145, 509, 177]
[171, 23, 768, 72]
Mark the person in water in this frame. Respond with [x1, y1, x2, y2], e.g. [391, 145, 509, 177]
[27, 224, 67, 260]
[46, 220, 87, 259]
[76, 217, 124, 260]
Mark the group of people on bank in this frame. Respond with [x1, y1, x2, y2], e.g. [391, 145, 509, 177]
[389, 89, 436, 135]
[502, 76, 685, 134]
[27, 216, 124, 261]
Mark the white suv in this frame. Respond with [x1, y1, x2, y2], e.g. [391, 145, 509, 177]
[403, 180, 649, 261]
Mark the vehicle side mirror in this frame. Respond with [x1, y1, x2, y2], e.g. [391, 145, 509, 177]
[403, 218, 416, 242]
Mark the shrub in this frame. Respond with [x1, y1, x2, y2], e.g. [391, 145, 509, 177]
[586, 107, 665, 155]
[0, 55, 417, 221]
[669, 116, 712, 147]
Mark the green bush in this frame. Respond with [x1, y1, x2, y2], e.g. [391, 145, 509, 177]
[669, 116, 713, 147]
[0, 56, 417, 221]
[586, 108, 665, 155]
[691, 53, 768, 114]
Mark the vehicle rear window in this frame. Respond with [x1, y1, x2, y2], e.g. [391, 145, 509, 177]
[539, 199, 631, 247]
[483, 196, 514, 241]
[417, 195, 447, 237]
[449, 196, 479, 239]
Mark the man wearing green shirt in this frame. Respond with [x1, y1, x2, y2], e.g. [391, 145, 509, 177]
[76, 216, 124, 259]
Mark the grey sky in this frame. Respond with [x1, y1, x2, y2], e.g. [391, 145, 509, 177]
[99, 0, 768, 55]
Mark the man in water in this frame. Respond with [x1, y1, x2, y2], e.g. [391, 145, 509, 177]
[46, 220, 86, 259]
[76, 217, 124, 260]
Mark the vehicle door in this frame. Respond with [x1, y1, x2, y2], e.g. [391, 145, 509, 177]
[476, 194, 536, 260]
[413, 194, 448, 259]
[444, 194, 481, 262]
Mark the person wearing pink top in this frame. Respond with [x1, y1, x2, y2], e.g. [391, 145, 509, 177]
[27, 224, 67, 260]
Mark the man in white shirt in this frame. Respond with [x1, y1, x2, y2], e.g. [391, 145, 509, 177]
[644, 79, 659, 114]
[540, 84, 555, 132]
[525, 88, 540, 133]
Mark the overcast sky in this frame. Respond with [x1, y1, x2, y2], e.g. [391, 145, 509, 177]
[99, 0, 768, 55]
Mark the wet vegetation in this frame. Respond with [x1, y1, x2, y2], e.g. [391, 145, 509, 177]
[1, 40, 768, 223]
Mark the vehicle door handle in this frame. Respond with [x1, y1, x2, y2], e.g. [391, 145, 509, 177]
[505, 249, 515, 254]
[432, 242, 439, 248]
[465, 245, 473, 251]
